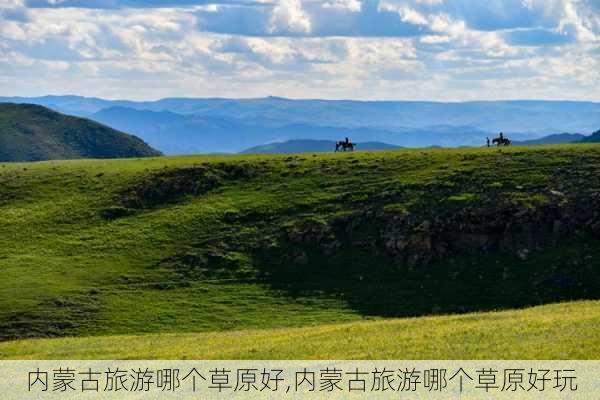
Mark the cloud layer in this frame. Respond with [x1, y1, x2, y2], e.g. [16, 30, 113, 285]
[1, 0, 598, 100]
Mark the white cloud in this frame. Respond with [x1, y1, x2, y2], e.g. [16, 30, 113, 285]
[0, 0, 597, 100]
[420, 34, 450, 44]
[268, 0, 311, 34]
[559, 0, 598, 42]
[322, 0, 361, 12]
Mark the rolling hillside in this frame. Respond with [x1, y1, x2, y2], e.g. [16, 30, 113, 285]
[0, 103, 161, 162]
[2, 301, 598, 359]
[0, 145, 599, 358]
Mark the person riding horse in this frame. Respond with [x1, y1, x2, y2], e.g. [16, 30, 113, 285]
[335, 138, 356, 152]
[492, 132, 511, 146]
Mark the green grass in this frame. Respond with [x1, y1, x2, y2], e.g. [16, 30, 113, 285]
[1, 300, 598, 359]
[0, 144, 599, 358]
[0, 103, 160, 161]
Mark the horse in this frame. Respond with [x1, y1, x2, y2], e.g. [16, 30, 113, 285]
[492, 137, 511, 146]
[335, 141, 356, 152]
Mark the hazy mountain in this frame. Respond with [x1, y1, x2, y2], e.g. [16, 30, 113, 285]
[2, 95, 597, 133]
[241, 139, 401, 154]
[0, 95, 127, 117]
[91, 106, 268, 154]
[2, 96, 598, 154]
[89, 106, 504, 154]
[579, 129, 600, 143]
[514, 133, 586, 145]
[0, 103, 160, 162]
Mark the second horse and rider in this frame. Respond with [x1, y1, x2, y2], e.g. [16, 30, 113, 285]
[487, 132, 511, 147]
[335, 137, 356, 152]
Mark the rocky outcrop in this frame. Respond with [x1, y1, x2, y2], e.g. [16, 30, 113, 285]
[285, 191, 600, 267]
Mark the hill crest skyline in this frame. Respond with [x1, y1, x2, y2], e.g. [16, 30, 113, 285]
[2, 95, 598, 155]
[3, 94, 599, 103]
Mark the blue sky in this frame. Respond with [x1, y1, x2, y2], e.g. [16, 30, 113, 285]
[0, 0, 598, 100]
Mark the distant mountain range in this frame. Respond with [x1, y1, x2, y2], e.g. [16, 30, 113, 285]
[89, 106, 498, 154]
[0, 103, 160, 162]
[0, 96, 598, 154]
[241, 139, 401, 154]
[513, 133, 587, 145]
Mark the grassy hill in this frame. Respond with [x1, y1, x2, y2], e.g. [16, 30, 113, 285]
[0, 103, 160, 162]
[0, 144, 599, 358]
[1, 300, 598, 359]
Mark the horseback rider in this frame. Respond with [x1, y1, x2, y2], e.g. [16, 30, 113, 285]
[499, 132, 504, 141]
[335, 137, 355, 152]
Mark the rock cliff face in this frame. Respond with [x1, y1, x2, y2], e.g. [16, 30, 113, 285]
[106, 148, 600, 272]
[285, 192, 600, 267]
